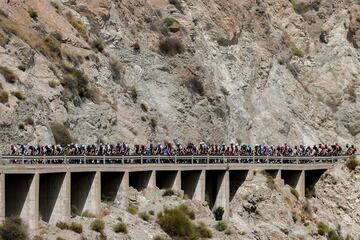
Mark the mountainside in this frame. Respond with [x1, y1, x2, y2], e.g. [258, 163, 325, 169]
[0, 0, 359, 151]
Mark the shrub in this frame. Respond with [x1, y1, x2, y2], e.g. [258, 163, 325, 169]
[109, 57, 125, 83]
[127, 203, 138, 215]
[150, 118, 157, 129]
[69, 222, 83, 234]
[291, 188, 300, 199]
[157, 207, 198, 239]
[112, 222, 127, 233]
[48, 80, 58, 88]
[24, 117, 34, 126]
[169, 0, 184, 13]
[42, 34, 62, 58]
[327, 229, 341, 240]
[129, 86, 137, 103]
[62, 67, 89, 98]
[215, 220, 228, 232]
[179, 204, 195, 220]
[213, 207, 224, 221]
[67, 13, 88, 39]
[51, 1, 61, 12]
[140, 102, 148, 112]
[153, 235, 169, 240]
[224, 228, 232, 235]
[0, 217, 29, 240]
[139, 212, 150, 222]
[90, 219, 105, 233]
[0, 66, 17, 83]
[346, 156, 359, 171]
[317, 222, 330, 236]
[56, 221, 69, 230]
[159, 37, 184, 56]
[292, 48, 304, 58]
[196, 222, 212, 238]
[14, 91, 26, 100]
[266, 175, 276, 190]
[163, 17, 178, 27]
[185, 77, 204, 96]
[92, 39, 104, 52]
[162, 189, 175, 197]
[132, 42, 140, 51]
[82, 210, 95, 218]
[0, 32, 9, 46]
[28, 9, 38, 20]
[18, 123, 25, 130]
[149, 210, 155, 215]
[87, 85, 102, 104]
[50, 122, 73, 145]
[0, 90, 9, 103]
[56, 237, 66, 240]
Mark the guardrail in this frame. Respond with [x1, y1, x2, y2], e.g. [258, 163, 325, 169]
[0, 155, 354, 165]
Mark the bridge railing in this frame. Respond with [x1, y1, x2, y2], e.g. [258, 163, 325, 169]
[0, 155, 354, 165]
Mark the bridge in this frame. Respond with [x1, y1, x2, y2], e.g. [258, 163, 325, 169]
[0, 155, 352, 230]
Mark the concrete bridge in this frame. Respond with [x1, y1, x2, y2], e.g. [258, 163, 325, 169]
[0, 155, 351, 230]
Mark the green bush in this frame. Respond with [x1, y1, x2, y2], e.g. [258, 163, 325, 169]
[292, 48, 304, 58]
[139, 212, 150, 222]
[50, 122, 73, 145]
[159, 37, 184, 56]
[56, 221, 69, 230]
[327, 229, 341, 240]
[92, 39, 104, 52]
[0, 217, 29, 240]
[82, 210, 95, 218]
[213, 207, 224, 221]
[317, 222, 330, 236]
[0, 66, 17, 83]
[162, 189, 175, 197]
[112, 222, 127, 233]
[127, 203, 138, 215]
[0, 90, 9, 103]
[291, 188, 300, 199]
[179, 204, 195, 220]
[69, 222, 83, 234]
[90, 219, 105, 233]
[224, 228, 232, 235]
[13, 91, 26, 100]
[196, 222, 212, 239]
[157, 207, 198, 239]
[163, 17, 178, 27]
[153, 235, 169, 240]
[28, 9, 38, 20]
[215, 220, 228, 232]
[18, 123, 25, 130]
[346, 156, 359, 171]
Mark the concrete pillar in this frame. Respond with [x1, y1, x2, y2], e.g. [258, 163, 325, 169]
[193, 170, 205, 202]
[49, 172, 71, 224]
[213, 171, 229, 219]
[83, 171, 101, 215]
[173, 170, 181, 192]
[0, 173, 4, 222]
[147, 170, 156, 189]
[274, 169, 282, 185]
[120, 171, 129, 207]
[22, 173, 39, 230]
[296, 170, 305, 199]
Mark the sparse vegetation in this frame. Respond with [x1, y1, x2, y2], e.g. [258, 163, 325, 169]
[149, 210, 155, 215]
[0, 90, 9, 103]
[56, 221, 68, 230]
[18, 123, 25, 130]
[109, 57, 125, 83]
[0, 32, 9, 46]
[291, 188, 300, 199]
[140, 102, 148, 112]
[28, 9, 38, 20]
[186, 77, 205, 96]
[132, 42, 140, 51]
[162, 189, 175, 197]
[0, 217, 29, 240]
[14, 91, 26, 100]
[69, 222, 83, 234]
[317, 221, 330, 236]
[24, 117, 34, 126]
[66, 13, 88, 39]
[87, 85, 102, 104]
[179, 204, 195, 220]
[215, 220, 228, 232]
[291, 48, 305, 58]
[150, 118, 157, 129]
[112, 222, 127, 233]
[42, 34, 62, 59]
[163, 17, 178, 27]
[51, 1, 61, 12]
[327, 229, 341, 240]
[224, 228, 232, 235]
[56, 237, 66, 240]
[127, 203, 138, 215]
[48, 80, 59, 88]
[129, 86, 138, 103]
[157, 206, 198, 239]
[81, 210, 95, 218]
[159, 37, 184, 56]
[139, 211, 150, 222]
[213, 207, 224, 221]
[62, 67, 89, 98]
[0, 66, 17, 83]
[153, 235, 169, 240]
[92, 39, 104, 52]
[346, 156, 359, 171]
[90, 219, 105, 233]
[196, 222, 212, 239]
[50, 122, 73, 145]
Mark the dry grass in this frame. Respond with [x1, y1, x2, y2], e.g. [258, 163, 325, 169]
[0, 66, 17, 83]
[87, 85, 102, 104]
[159, 37, 184, 56]
[66, 12, 88, 39]
[13, 91, 26, 100]
[50, 122, 73, 145]
[0, 90, 9, 103]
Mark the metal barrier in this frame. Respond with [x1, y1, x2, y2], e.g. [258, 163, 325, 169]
[0, 155, 355, 165]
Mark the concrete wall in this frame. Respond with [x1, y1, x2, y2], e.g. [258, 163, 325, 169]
[71, 172, 101, 215]
[39, 173, 70, 224]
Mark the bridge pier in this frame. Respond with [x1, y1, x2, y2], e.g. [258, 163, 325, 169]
[229, 170, 248, 202]
[0, 173, 4, 223]
[281, 170, 305, 198]
[181, 170, 205, 201]
[71, 172, 101, 216]
[305, 169, 326, 197]
[5, 173, 39, 230]
[129, 170, 156, 191]
[39, 172, 70, 224]
[205, 170, 229, 219]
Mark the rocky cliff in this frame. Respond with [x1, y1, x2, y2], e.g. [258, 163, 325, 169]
[0, 0, 359, 151]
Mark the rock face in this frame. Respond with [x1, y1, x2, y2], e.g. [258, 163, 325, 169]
[0, 0, 359, 151]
